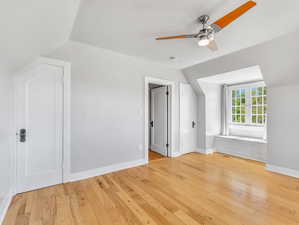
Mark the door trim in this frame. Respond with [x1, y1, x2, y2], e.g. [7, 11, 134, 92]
[144, 77, 175, 163]
[13, 57, 71, 193]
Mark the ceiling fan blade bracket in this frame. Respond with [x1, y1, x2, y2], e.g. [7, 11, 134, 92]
[211, 24, 222, 33]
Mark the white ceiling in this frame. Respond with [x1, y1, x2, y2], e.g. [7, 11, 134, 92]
[71, 0, 299, 69]
[0, 0, 80, 72]
[197, 65, 263, 85]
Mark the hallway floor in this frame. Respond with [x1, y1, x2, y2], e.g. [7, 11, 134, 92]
[149, 150, 166, 161]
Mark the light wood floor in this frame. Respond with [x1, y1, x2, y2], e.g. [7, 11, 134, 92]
[149, 150, 166, 161]
[4, 153, 299, 225]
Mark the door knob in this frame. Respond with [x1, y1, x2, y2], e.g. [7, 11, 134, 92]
[19, 128, 26, 142]
[192, 121, 196, 128]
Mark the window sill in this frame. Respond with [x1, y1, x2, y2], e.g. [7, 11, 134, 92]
[216, 135, 267, 144]
[229, 123, 265, 127]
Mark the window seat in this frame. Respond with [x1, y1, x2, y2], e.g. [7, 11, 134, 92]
[215, 135, 267, 162]
[216, 135, 267, 144]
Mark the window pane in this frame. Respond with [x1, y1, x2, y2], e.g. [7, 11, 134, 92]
[232, 107, 235, 114]
[252, 97, 257, 105]
[236, 98, 241, 106]
[258, 106, 263, 114]
[241, 106, 245, 114]
[236, 90, 240, 97]
[258, 97, 263, 105]
[258, 87, 263, 95]
[251, 88, 257, 96]
[232, 115, 235, 122]
[264, 106, 267, 113]
[241, 98, 245, 105]
[236, 107, 240, 114]
[263, 87, 267, 95]
[263, 96, 267, 104]
[232, 90, 236, 97]
[236, 115, 240, 122]
[232, 98, 236, 106]
[252, 115, 257, 123]
[252, 106, 257, 114]
[258, 115, 263, 124]
[241, 89, 245, 98]
[241, 115, 245, 123]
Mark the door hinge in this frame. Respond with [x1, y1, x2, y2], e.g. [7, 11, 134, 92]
[166, 143, 169, 148]
[166, 91, 169, 95]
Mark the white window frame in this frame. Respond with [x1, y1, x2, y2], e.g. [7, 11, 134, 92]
[227, 81, 266, 127]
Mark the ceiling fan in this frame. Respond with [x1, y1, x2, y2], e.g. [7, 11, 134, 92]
[155, 1, 256, 51]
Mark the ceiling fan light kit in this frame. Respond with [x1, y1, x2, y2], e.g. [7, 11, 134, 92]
[155, 1, 257, 52]
[198, 37, 210, 47]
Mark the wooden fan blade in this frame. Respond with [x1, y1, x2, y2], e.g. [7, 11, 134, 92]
[211, 1, 256, 32]
[207, 40, 218, 51]
[155, 34, 195, 40]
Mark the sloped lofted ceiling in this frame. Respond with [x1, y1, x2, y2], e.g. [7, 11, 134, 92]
[0, 0, 80, 72]
[71, 0, 299, 69]
[3, 0, 299, 72]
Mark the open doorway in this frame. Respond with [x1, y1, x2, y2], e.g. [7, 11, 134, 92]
[148, 83, 169, 161]
[145, 77, 175, 162]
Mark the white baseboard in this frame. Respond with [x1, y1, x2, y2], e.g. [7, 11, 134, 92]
[196, 148, 214, 155]
[171, 152, 183, 157]
[0, 189, 13, 225]
[267, 164, 299, 179]
[205, 148, 215, 155]
[196, 148, 205, 154]
[66, 159, 147, 183]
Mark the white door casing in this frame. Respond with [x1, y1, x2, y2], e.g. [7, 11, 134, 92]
[15, 63, 65, 193]
[180, 83, 198, 154]
[150, 86, 168, 156]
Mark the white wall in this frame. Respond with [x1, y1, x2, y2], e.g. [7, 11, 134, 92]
[49, 41, 186, 173]
[0, 71, 13, 219]
[268, 85, 299, 171]
[183, 29, 299, 170]
[197, 82, 221, 151]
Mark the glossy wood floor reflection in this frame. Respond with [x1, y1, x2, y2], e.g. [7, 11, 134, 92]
[149, 150, 166, 161]
[4, 153, 299, 225]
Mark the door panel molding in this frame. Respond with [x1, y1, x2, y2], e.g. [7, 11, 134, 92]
[13, 57, 71, 193]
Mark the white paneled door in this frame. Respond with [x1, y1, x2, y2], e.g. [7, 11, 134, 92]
[180, 83, 198, 154]
[15, 64, 64, 193]
[150, 86, 168, 156]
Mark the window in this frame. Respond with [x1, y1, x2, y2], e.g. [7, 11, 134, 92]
[232, 88, 246, 123]
[251, 86, 267, 124]
[229, 82, 267, 126]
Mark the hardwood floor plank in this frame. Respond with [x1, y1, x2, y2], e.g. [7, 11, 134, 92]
[4, 153, 299, 225]
[174, 210, 202, 225]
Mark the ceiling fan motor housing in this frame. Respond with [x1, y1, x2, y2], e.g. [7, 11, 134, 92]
[198, 15, 210, 25]
[197, 27, 214, 41]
